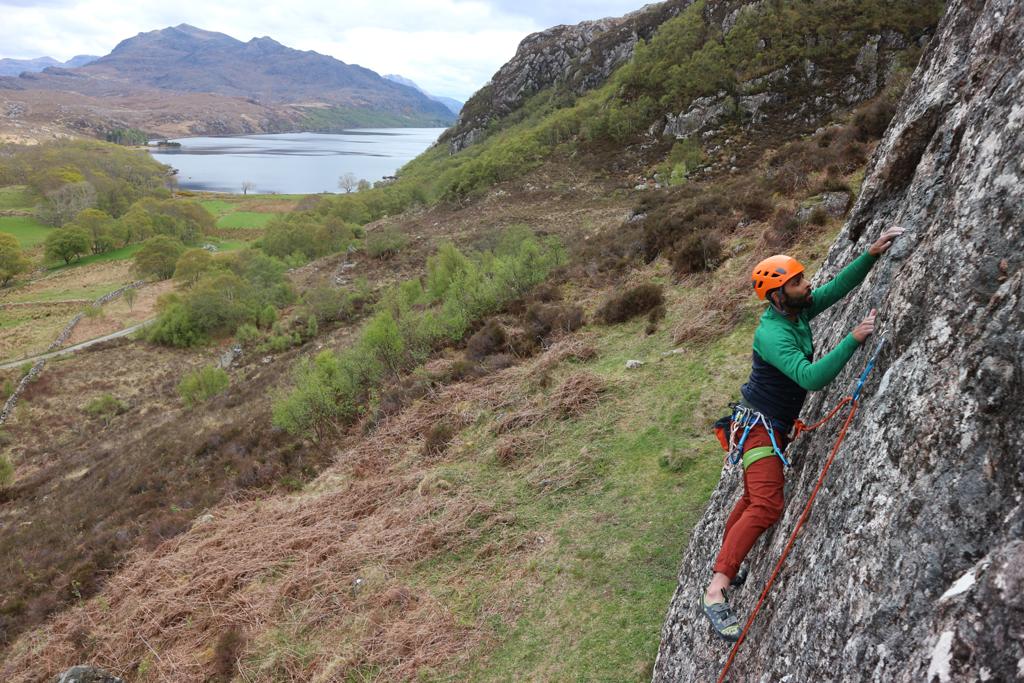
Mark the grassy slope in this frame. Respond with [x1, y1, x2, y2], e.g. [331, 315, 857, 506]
[0, 216, 50, 249]
[425, 316, 755, 681]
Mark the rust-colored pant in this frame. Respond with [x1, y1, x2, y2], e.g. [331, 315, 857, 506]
[712, 424, 787, 580]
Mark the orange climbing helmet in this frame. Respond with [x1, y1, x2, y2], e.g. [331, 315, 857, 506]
[751, 255, 804, 300]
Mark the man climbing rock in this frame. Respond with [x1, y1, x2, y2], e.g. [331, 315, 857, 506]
[701, 225, 904, 642]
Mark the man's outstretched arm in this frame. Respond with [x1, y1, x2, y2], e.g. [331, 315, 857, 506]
[806, 226, 904, 319]
[756, 310, 878, 391]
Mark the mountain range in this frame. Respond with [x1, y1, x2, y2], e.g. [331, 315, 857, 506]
[0, 24, 456, 140]
[384, 74, 463, 114]
[0, 55, 98, 77]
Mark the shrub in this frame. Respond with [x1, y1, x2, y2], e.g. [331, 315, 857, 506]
[260, 214, 357, 261]
[740, 192, 774, 222]
[149, 250, 293, 347]
[422, 421, 456, 456]
[147, 301, 206, 347]
[257, 303, 278, 330]
[365, 228, 408, 259]
[768, 208, 800, 248]
[672, 232, 722, 276]
[274, 232, 565, 438]
[525, 303, 585, 342]
[466, 319, 507, 360]
[83, 394, 128, 425]
[853, 98, 897, 141]
[134, 235, 185, 280]
[235, 323, 261, 346]
[174, 248, 216, 287]
[303, 280, 372, 323]
[0, 233, 31, 286]
[178, 365, 230, 407]
[660, 139, 705, 185]
[271, 351, 357, 441]
[596, 284, 664, 324]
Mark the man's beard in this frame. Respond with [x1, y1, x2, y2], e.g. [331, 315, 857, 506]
[781, 291, 814, 310]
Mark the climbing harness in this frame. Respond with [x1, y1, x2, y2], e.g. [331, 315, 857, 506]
[715, 337, 886, 683]
[718, 403, 793, 468]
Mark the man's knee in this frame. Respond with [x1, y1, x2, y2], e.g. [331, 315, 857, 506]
[750, 498, 785, 527]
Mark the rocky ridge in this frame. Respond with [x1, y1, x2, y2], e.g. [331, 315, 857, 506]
[653, 1, 1023, 681]
[442, 0, 688, 153]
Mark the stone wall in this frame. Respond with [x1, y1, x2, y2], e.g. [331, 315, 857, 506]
[0, 359, 44, 425]
[3, 280, 146, 425]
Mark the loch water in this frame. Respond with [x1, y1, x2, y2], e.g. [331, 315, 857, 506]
[148, 129, 445, 195]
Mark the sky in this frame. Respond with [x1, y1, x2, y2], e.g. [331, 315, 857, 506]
[0, 0, 648, 101]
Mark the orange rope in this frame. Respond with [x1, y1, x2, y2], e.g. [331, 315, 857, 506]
[716, 398, 860, 683]
[791, 395, 851, 438]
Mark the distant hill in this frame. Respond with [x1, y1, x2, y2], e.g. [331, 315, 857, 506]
[0, 25, 455, 138]
[0, 54, 98, 77]
[384, 74, 463, 114]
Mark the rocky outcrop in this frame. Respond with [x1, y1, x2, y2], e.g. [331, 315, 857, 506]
[54, 666, 123, 683]
[654, 1, 1022, 681]
[654, 29, 916, 141]
[442, 1, 690, 153]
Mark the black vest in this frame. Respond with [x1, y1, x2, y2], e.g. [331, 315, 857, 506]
[740, 349, 808, 431]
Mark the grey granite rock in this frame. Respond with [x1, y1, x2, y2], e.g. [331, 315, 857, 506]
[653, 1, 1023, 681]
[54, 667, 124, 683]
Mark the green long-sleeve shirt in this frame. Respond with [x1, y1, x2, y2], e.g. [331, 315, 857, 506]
[740, 250, 878, 427]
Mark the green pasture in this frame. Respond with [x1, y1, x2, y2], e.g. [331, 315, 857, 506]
[0, 216, 50, 248]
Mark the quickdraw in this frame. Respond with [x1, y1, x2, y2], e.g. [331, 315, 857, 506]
[724, 404, 791, 469]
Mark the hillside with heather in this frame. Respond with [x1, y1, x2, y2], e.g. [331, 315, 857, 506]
[3, 0, 1019, 681]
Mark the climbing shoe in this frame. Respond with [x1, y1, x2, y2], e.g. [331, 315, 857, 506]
[730, 565, 749, 589]
[701, 590, 741, 643]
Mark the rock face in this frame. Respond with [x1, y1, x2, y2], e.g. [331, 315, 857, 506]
[442, 0, 689, 153]
[655, 29, 912, 140]
[653, 1, 1023, 681]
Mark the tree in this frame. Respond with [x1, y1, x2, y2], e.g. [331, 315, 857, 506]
[134, 235, 185, 280]
[356, 179, 371, 192]
[174, 248, 215, 287]
[241, 180, 255, 195]
[123, 286, 138, 311]
[0, 233, 31, 286]
[113, 206, 154, 246]
[338, 172, 358, 193]
[38, 181, 97, 227]
[44, 227, 91, 264]
[71, 208, 115, 254]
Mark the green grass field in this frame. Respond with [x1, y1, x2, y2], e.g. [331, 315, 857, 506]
[0, 186, 36, 211]
[197, 199, 236, 216]
[47, 244, 144, 271]
[7, 283, 121, 304]
[216, 212, 276, 229]
[0, 216, 50, 248]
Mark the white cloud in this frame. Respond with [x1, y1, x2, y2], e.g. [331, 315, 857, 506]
[0, 0, 644, 100]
